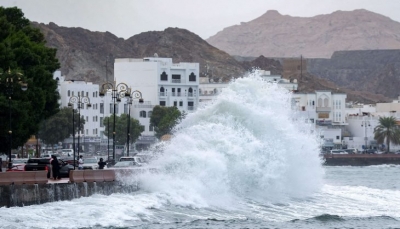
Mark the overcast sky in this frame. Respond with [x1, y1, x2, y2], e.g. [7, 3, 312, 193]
[1, 0, 399, 39]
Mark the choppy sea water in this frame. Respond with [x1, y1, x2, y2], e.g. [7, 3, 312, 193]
[1, 73, 400, 229]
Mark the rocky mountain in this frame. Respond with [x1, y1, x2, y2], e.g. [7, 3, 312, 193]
[308, 50, 400, 99]
[31, 22, 245, 84]
[241, 55, 392, 103]
[206, 9, 400, 58]
[31, 22, 392, 104]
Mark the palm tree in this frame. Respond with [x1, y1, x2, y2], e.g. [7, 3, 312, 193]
[374, 116, 400, 153]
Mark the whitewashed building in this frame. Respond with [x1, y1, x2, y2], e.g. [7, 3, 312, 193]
[55, 71, 128, 153]
[292, 90, 347, 150]
[114, 56, 200, 149]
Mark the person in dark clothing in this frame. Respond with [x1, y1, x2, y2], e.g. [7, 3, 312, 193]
[51, 155, 61, 180]
[98, 158, 107, 169]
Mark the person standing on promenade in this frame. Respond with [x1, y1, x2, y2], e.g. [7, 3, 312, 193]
[78, 155, 84, 170]
[98, 158, 107, 169]
[51, 155, 60, 180]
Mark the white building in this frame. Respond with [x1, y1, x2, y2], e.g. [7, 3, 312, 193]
[292, 90, 347, 150]
[55, 71, 128, 153]
[343, 98, 400, 152]
[114, 56, 200, 149]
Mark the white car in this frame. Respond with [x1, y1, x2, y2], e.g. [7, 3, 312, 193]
[330, 149, 348, 154]
[118, 156, 146, 166]
[82, 158, 99, 170]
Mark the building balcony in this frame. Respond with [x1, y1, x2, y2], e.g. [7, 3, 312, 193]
[316, 107, 331, 112]
[316, 119, 332, 126]
[172, 79, 181, 83]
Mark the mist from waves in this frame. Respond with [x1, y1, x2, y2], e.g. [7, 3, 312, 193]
[135, 71, 324, 210]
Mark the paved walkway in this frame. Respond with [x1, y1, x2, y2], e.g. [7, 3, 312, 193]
[47, 178, 70, 184]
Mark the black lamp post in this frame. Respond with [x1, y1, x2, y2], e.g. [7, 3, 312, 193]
[1, 69, 27, 170]
[126, 90, 144, 156]
[68, 94, 91, 167]
[100, 80, 131, 160]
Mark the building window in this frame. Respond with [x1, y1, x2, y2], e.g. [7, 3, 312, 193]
[109, 103, 115, 114]
[100, 103, 104, 114]
[336, 136, 340, 140]
[148, 111, 152, 117]
[68, 90, 70, 96]
[324, 98, 329, 107]
[160, 87, 165, 96]
[188, 101, 194, 110]
[160, 101, 166, 106]
[179, 101, 183, 107]
[189, 72, 196, 82]
[173, 101, 177, 107]
[140, 125, 145, 132]
[140, 110, 146, 118]
[160, 71, 168, 81]
[100, 117, 104, 127]
[172, 74, 181, 83]
[171, 88, 176, 96]
[149, 124, 154, 131]
[177, 88, 181, 96]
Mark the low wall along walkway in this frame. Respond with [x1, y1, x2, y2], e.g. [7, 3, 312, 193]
[0, 169, 139, 208]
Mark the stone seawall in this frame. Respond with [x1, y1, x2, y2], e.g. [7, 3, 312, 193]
[323, 154, 400, 166]
[0, 181, 138, 208]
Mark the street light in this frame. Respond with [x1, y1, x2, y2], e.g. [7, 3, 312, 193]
[0, 68, 28, 169]
[126, 90, 144, 156]
[361, 119, 371, 151]
[68, 94, 91, 168]
[99, 79, 131, 160]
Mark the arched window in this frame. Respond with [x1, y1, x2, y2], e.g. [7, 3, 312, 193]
[188, 87, 193, 93]
[140, 110, 147, 118]
[189, 72, 196, 82]
[160, 71, 168, 81]
[318, 98, 322, 107]
[160, 87, 165, 92]
[324, 98, 329, 107]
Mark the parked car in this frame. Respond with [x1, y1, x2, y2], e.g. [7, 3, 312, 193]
[118, 156, 146, 166]
[24, 158, 74, 178]
[364, 149, 377, 154]
[108, 161, 140, 169]
[6, 158, 28, 171]
[344, 149, 358, 154]
[82, 158, 99, 170]
[330, 150, 347, 154]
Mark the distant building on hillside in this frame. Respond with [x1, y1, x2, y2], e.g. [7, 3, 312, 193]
[282, 57, 307, 79]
